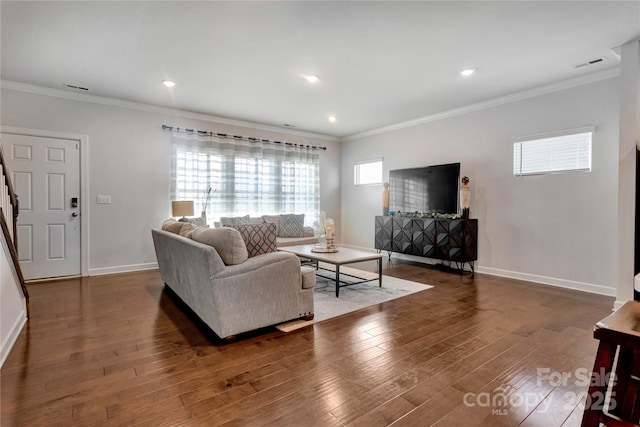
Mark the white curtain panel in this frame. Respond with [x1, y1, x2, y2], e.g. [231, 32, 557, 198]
[170, 130, 320, 225]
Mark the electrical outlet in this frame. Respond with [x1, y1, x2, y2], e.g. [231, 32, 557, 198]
[97, 195, 111, 204]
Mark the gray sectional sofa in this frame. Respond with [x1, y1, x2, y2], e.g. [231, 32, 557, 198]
[152, 223, 315, 340]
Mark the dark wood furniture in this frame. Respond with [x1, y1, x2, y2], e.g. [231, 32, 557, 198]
[582, 300, 640, 427]
[375, 215, 477, 276]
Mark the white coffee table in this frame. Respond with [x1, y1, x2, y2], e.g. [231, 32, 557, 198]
[279, 245, 384, 297]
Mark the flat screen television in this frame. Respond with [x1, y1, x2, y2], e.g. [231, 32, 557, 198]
[389, 163, 460, 214]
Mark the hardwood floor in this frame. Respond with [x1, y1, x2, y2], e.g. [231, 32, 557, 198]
[1, 259, 614, 426]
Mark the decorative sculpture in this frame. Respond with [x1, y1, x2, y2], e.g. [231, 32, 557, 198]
[460, 176, 470, 219]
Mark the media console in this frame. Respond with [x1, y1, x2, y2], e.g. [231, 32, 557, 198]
[374, 216, 478, 277]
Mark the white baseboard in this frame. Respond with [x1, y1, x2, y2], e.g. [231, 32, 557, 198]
[1, 309, 27, 368]
[88, 262, 158, 276]
[477, 266, 615, 296]
[340, 244, 615, 296]
[87, 249, 616, 297]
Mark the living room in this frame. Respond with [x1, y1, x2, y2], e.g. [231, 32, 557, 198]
[1, 1, 639, 425]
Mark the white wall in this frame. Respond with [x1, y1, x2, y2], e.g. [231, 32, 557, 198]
[341, 77, 620, 295]
[0, 86, 341, 275]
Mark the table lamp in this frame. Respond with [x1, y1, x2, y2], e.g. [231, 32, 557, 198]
[172, 200, 194, 222]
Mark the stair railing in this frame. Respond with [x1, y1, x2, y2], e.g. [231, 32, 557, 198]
[0, 146, 29, 316]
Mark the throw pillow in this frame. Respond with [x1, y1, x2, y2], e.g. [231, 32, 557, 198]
[184, 216, 206, 227]
[162, 219, 186, 235]
[231, 222, 277, 258]
[190, 227, 248, 265]
[262, 215, 280, 235]
[178, 223, 199, 239]
[219, 215, 252, 226]
[278, 214, 304, 238]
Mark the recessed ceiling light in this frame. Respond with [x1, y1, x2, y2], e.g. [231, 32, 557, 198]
[162, 79, 176, 88]
[328, 115, 337, 123]
[460, 68, 476, 77]
[304, 74, 319, 83]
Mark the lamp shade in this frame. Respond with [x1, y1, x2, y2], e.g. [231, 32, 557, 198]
[172, 200, 194, 218]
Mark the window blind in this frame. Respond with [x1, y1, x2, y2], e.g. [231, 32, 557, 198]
[513, 130, 592, 176]
[354, 158, 382, 185]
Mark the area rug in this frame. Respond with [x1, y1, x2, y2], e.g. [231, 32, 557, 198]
[275, 264, 433, 332]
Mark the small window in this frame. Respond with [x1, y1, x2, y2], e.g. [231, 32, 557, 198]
[513, 127, 593, 176]
[354, 158, 382, 185]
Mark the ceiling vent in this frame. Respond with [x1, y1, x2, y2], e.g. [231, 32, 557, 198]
[63, 83, 90, 92]
[573, 57, 606, 69]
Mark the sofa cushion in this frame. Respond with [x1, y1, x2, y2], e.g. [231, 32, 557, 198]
[231, 222, 277, 258]
[190, 227, 248, 265]
[278, 214, 304, 238]
[162, 219, 187, 234]
[219, 215, 253, 226]
[276, 236, 320, 247]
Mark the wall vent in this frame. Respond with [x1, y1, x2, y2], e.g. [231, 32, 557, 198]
[63, 83, 90, 92]
[573, 57, 606, 69]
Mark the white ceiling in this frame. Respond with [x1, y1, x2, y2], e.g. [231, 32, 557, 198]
[1, 1, 639, 138]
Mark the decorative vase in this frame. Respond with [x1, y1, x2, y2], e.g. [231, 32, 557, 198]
[460, 176, 470, 219]
[201, 210, 207, 225]
[382, 182, 390, 216]
[318, 233, 327, 248]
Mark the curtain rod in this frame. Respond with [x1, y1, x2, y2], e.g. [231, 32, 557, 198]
[162, 125, 327, 151]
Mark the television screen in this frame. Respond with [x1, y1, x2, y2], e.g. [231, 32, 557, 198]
[389, 163, 460, 214]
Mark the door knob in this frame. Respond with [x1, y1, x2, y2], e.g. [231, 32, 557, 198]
[71, 212, 78, 217]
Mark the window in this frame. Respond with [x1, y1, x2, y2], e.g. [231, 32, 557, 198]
[171, 132, 320, 226]
[354, 158, 383, 185]
[513, 127, 594, 176]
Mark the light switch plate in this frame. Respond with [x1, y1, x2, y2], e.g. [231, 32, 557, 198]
[97, 195, 111, 204]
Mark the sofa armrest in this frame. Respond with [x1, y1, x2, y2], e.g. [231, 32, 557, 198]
[210, 250, 311, 335]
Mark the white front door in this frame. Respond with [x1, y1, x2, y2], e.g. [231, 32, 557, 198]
[1, 133, 81, 280]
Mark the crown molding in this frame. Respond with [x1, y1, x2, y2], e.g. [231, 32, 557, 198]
[2, 67, 620, 144]
[343, 68, 621, 142]
[0, 80, 339, 142]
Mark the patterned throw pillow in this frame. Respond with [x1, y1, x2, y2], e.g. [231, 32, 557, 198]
[231, 222, 277, 257]
[278, 214, 305, 238]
